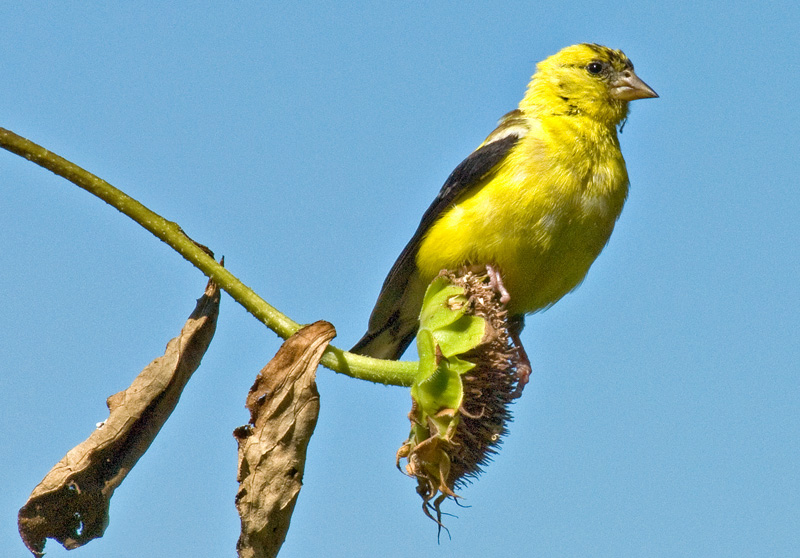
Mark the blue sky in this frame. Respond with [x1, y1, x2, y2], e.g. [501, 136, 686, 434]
[2, 2, 799, 557]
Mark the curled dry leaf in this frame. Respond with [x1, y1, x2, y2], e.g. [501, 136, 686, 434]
[234, 320, 335, 558]
[18, 278, 220, 557]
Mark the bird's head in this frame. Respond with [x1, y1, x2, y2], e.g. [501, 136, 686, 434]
[521, 43, 658, 126]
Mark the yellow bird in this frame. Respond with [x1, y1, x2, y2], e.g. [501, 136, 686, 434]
[352, 43, 657, 389]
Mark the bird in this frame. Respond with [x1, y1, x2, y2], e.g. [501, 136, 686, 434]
[351, 43, 657, 391]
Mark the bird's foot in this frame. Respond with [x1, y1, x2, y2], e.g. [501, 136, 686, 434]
[485, 264, 511, 305]
[509, 327, 531, 398]
[480, 265, 529, 395]
[513, 356, 531, 398]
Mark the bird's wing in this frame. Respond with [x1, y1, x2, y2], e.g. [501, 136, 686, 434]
[351, 110, 528, 359]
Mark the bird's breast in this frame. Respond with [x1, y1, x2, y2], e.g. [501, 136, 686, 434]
[416, 119, 629, 314]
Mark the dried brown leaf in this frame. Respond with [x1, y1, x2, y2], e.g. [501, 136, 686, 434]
[18, 278, 221, 556]
[234, 321, 335, 558]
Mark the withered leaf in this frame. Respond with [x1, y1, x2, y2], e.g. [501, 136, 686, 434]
[234, 320, 335, 558]
[18, 278, 220, 556]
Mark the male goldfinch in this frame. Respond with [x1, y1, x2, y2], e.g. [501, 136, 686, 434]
[352, 43, 657, 388]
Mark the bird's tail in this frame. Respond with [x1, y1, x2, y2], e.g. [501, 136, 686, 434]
[350, 269, 427, 360]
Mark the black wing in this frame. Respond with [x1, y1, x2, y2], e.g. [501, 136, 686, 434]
[351, 110, 527, 359]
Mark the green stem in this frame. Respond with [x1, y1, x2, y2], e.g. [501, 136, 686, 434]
[0, 128, 417, 387]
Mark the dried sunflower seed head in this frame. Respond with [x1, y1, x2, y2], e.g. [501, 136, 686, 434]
[397, 269, 520, 527]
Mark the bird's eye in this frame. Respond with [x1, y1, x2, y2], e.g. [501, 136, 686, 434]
[587, 62, 604, 75]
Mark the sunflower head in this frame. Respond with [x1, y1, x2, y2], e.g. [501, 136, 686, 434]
[396, 269, 520, 527]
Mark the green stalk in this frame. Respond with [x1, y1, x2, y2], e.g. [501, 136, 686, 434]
[0, 128, 417, 387]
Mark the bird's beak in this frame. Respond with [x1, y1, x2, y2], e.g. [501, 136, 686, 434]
[610, 70, 658, 101]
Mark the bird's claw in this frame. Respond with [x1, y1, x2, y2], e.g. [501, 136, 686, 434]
[512, 358, 531, 398]
[486, 264, 511, 305]
[509, 323, 531, 398]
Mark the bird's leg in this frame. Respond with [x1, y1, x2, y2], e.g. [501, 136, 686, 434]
[483, 266, 530, 396]
[507, 314, 531, 398]
[485, 264, 511, 305]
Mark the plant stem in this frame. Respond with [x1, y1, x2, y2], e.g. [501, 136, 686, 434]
[0, 128, 417, 387]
